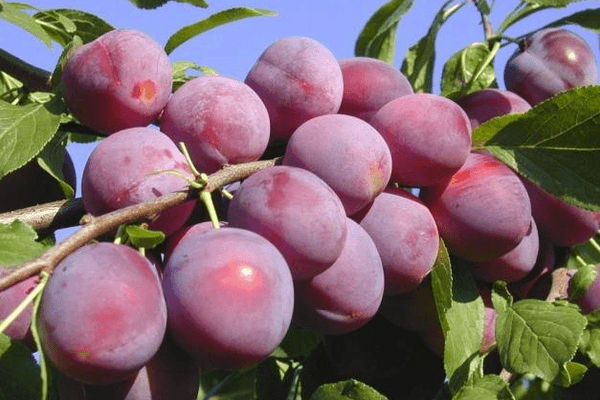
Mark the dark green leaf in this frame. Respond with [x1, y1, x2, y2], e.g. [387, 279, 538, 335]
[491, 281, 513, 314]
[124, 225, 165, 249]
[37, 131, 74, 199]
[354, 0, 413, 63]
[271, 325, 323, 359]
[164, 7, 277, 55]
[482, 86, 600, 212]
[442, 261, 485, 379]
[580, 309, 600, 368]
[0, 2, 53, 47]
[128, 0, 208, 10]
[431, 238, 452, 322]
[452, 374, 515, 400]
[476, 1, 491, 15]
[400, 1, 465, 93]
[50, 35, 83, 91]
[0, 334, 42, 400]
[497, 4, 550, 35]
[172, 60, 218, 91]
[569, 263, 597, 301]
[0, 99, 62, 179]
[310, 379, 389, 400]
[538, 8, 600, 34]
[471, 112, 525, 148]
[448, 353, 486, 395]
[440, 43, 497, 98]
[495, 299, 587, 382]
[521, 0, 584, 7]
[33, 9, 114, 47]
[0, 220, 50, 268]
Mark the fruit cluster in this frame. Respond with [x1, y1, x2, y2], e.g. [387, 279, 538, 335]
[1, 26, 599, 398]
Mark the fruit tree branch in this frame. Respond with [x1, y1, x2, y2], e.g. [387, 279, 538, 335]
[0, 48, 53, 92]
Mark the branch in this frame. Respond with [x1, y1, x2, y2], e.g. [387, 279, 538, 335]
[0, 48, 53, 92]
[0, 198, 86, 234]
[0, 158, 278, 292]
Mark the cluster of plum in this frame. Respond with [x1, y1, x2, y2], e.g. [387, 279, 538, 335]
[1, 25, 599, 399]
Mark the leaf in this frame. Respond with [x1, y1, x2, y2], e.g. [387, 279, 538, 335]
[400, 1, 465, 93]
[271, 325, 323, 359]
[33, 9, 114, 47]
[452, 375, 515, 400]
[0, 334, 42, 400]
[37, 131, 74, 199]
[172, 60, 218, 91]
[442, 260, 485, 379]
[558, 361, 587, 387]
[0, 100, 62, 180]
[440, 42, 497, 98]
[309, 379, 389, 400]
[354, 0, 414, 63]
[128, 0, 208, 9]
[495, 299, 587, 382]
[471, 113, 525, 148]
[521, 0, 584, 7]
[0, 220, 50, 268]
[0, 2, 53, 47]
[491, 281, 513, 314]
[124, 225, 165, 249]
[164, 7, 277, 55]
[431, 238, 452, 321]
[539, 8, 600, 34]
[568, 263, 597, 301]
[482, 86, 600, 212]
[255, 358, 302, 400]
[579, 309, 600, 368]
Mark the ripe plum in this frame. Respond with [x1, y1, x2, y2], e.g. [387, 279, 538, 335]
[62, 29, 172, 134]
[504, 28, 598, 106]
[228, 165, 347, 280]
[292, 218, 384, 334]
[454, 88, 531, 129]
[37, 242, 167, 385]
[370, 93, 472, 187]
[338, 57, 414, 121]
[245, 36, 344, 142]
[162, 227, 294, 371]
[160, 76, 270, 174]
[282, 114, 392, 215]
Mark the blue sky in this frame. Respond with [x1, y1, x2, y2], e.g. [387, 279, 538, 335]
[1, 0, 598, 240]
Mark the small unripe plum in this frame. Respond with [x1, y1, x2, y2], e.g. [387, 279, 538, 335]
[454, 88, 531, 129]
[160, 76, 270, 174]
[338, 57, 414, 121]
[245, 36, 344, 142]
[62, 29, 172, 134]
[370, 93, 472, 187]
[504, 28, 598, 106]
[574, 263, 600, 314]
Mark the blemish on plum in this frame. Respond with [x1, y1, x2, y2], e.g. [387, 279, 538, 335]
[132, 80, 158, 104]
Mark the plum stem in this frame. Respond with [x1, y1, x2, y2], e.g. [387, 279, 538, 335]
[0, 158, 279, 292]
[179, 142, 202, 178]
[29, 272, 51, 400]
[0, 271, 46, 335]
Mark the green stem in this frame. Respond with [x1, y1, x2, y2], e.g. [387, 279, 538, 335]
[0, 274, 46, 334]
[178, 142, 201, 178]
[462, 39, 501, 95]
[201, 191, 220, 230]
[29, 271, 51, 400]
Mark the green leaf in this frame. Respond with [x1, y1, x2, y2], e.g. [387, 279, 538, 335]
[558, 361, 587, 387]
[33, 9, 114, 47]
[271, 325, 323, 359]
[539, 8, 600, 34]
[0, 2, 53, 47]
[37, 131, 74, 199]
[448, 352, 486, 395]
[50, 35, 84, 92]
[568, 263, 597, 301]
[354, 0, 414, 63]
[521, 0, 584, 7]
[440, 42, 497, 98]
[128, 0, 208, 9]
[579, 309, 600, 368]
[431, 238, 453, 321]
[482, 85, 600, 212]
[491, 281, 512, 314]
[452, 375, 515, 400]
[172, 60, 218, 91]
[0, 100, 62, 180]
[400, 1, 465, 93]
[471, 112, 526, 148]
[442, 260, 485, 379]
[310, 379, 389, 400]
[0, 220, 50, 268]
[0, 334, 42, 400]
[495, 299, 587, 382]
[164, 7, 277, 55]
[124, 225, 165, 249]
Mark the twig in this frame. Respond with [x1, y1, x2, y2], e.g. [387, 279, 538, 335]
[0, 158, 278, 292]
[0, 48, 52, 92]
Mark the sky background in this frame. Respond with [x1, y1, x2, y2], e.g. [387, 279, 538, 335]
[1, 0, 599, 241]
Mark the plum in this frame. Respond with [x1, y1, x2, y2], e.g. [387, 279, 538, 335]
[504, 28, 598, 106]
[454, 88, 531, 129]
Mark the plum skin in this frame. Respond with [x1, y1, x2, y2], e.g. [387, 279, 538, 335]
[454, 88, 531, 129]
[36, 243, 168, 385]
[160, 75, 270, 174]
[62, 29, 172, 135]
[504, 28, 598, 106]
